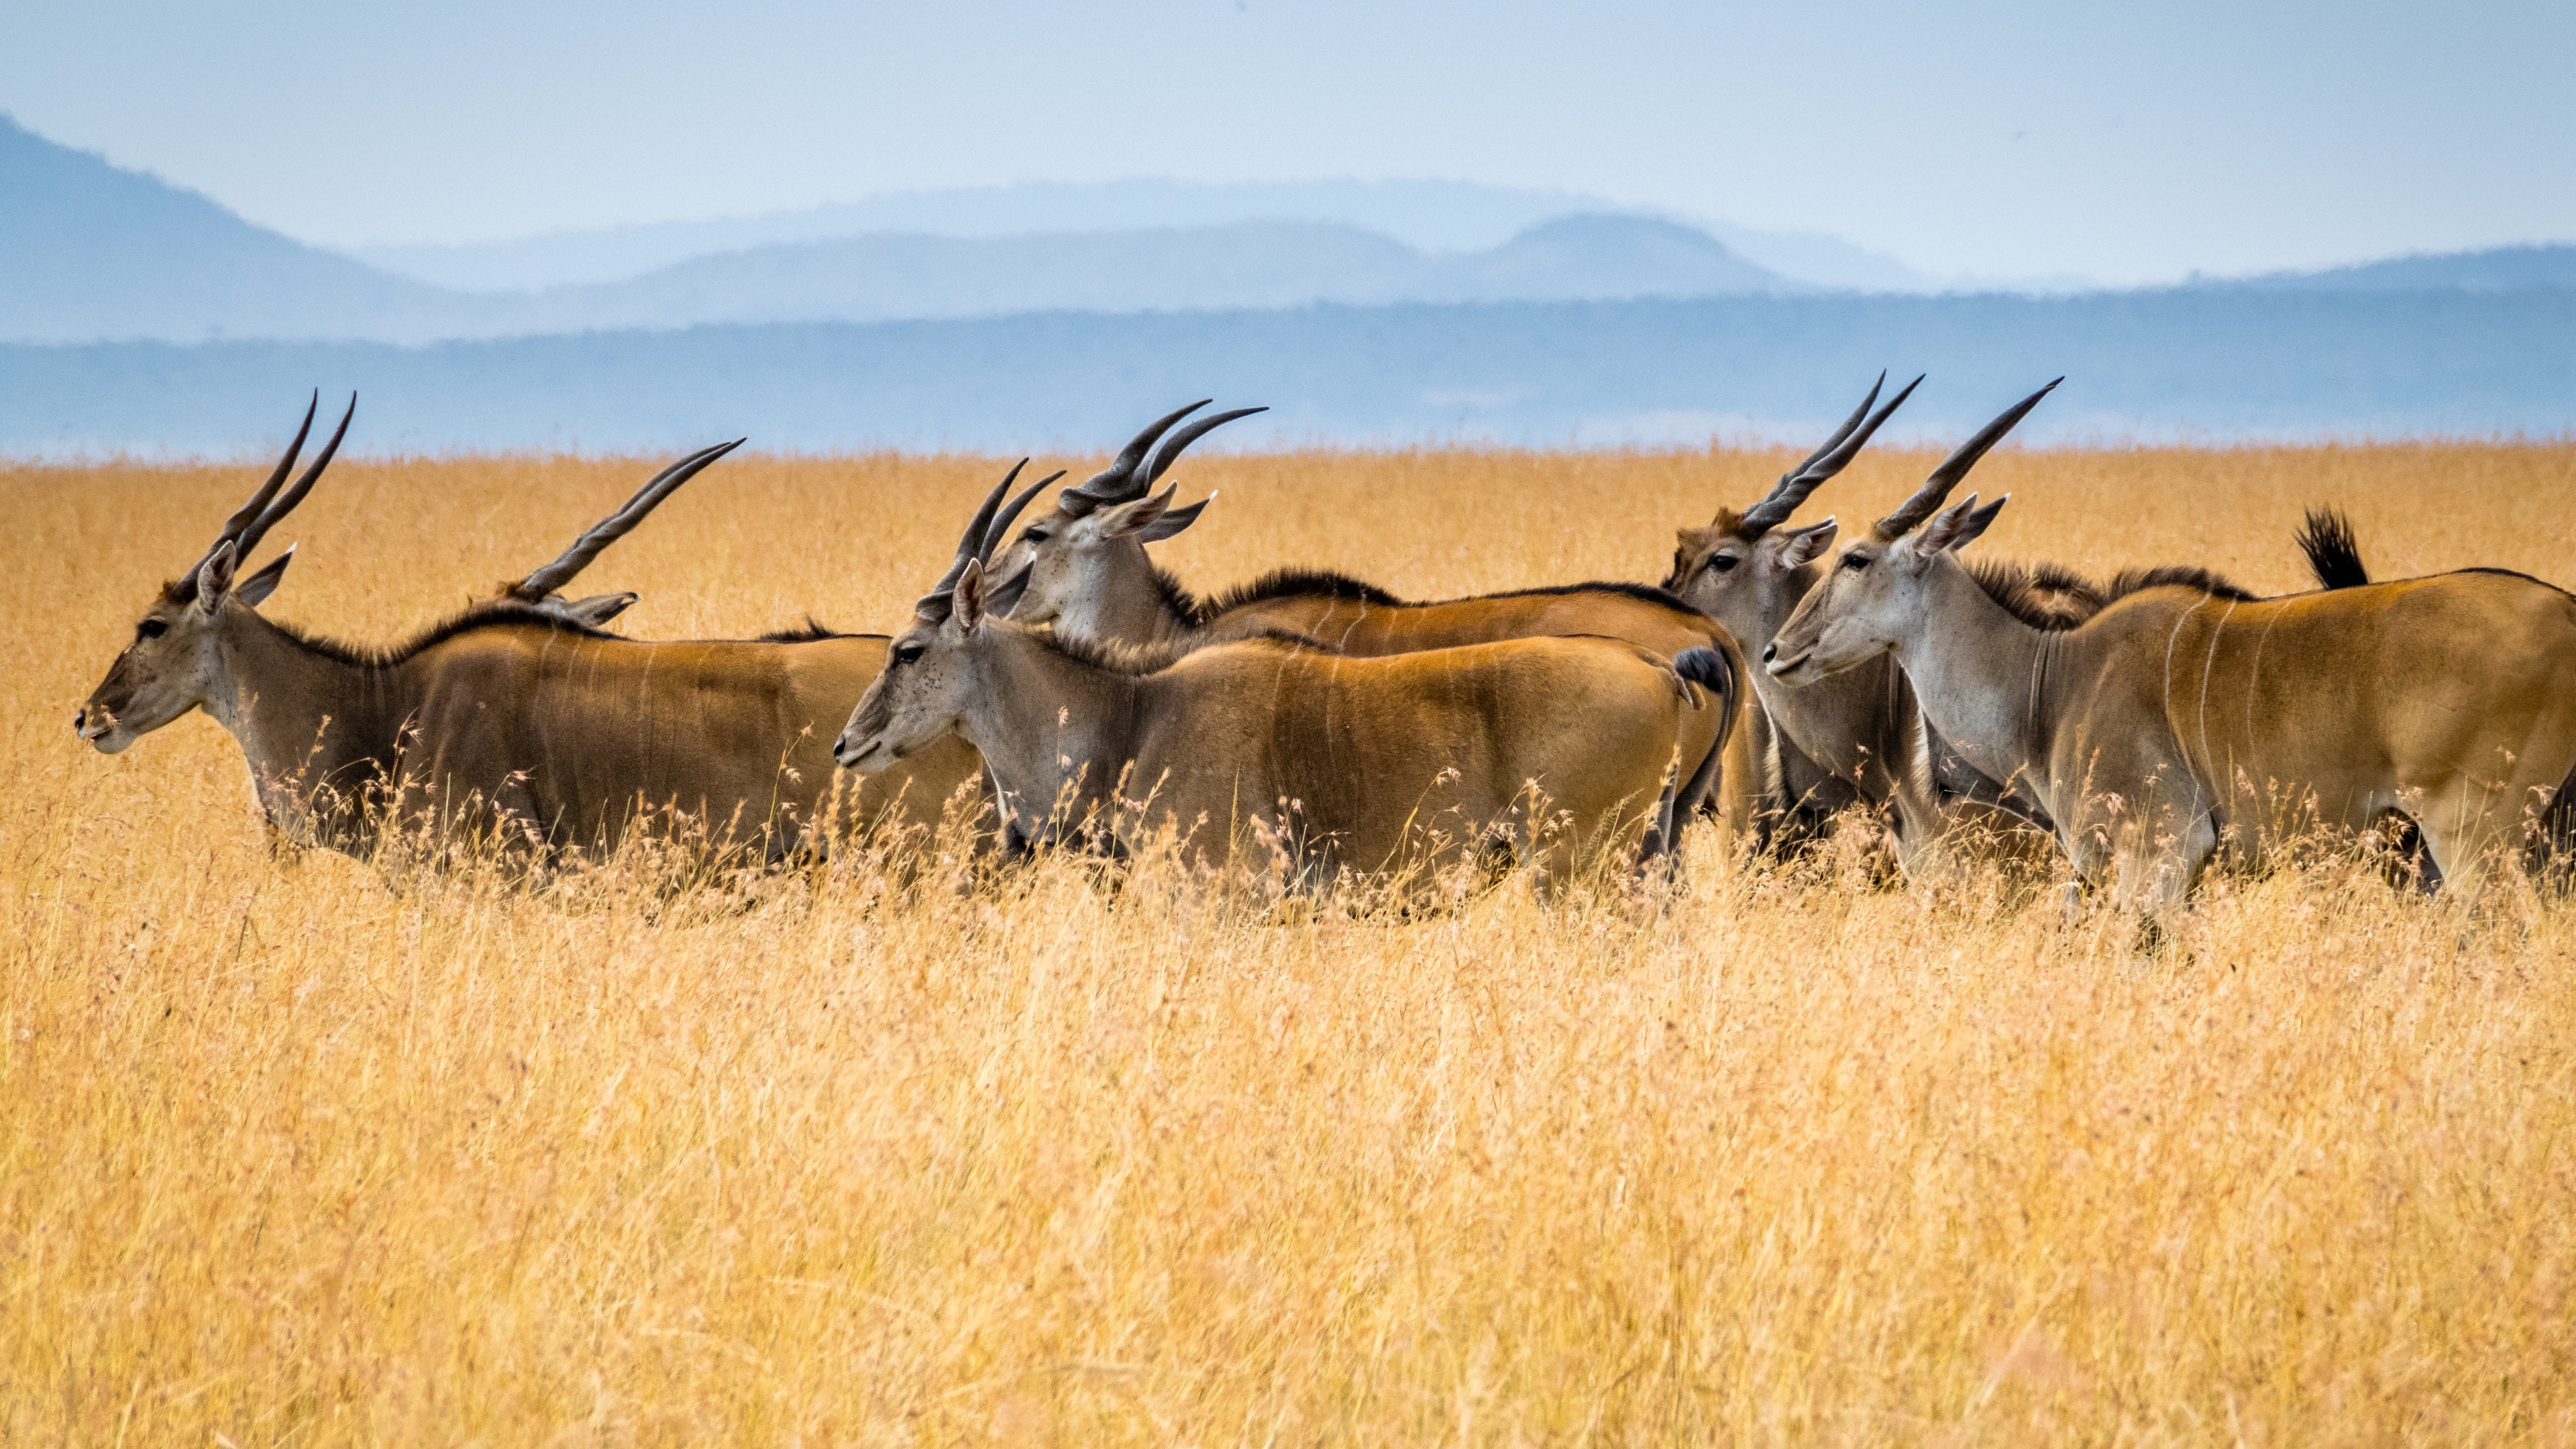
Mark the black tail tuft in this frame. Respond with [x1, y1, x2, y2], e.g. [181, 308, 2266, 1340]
[1672, 645, 1734, 703]
[2295, 506, 2371, 590]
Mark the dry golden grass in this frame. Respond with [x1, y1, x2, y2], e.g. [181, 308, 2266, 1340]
[5, 439, 2575, 1444]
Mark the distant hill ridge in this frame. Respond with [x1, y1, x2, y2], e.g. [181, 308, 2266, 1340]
[9, 288, 2571, 454]
[493, 213, 1809, 333]
[2196, 244, 2576, 294]
[347, 178, 1935, 292]
[4, 115, 1812, 343]
[6, 111, 2574, 451]
[0, 114, 466, 344]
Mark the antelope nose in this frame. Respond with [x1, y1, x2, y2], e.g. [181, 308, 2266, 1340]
[73, 708, 85, 731]
[1760, 643, 1778, 665]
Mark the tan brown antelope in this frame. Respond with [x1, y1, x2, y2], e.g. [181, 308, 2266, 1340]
[837, 475, 1732, 892]
[1666, 373, 2103, 874]
[76, 398, 983, 863]
[1766, 382, 2576, 919]
[983, 402, 1750, 855]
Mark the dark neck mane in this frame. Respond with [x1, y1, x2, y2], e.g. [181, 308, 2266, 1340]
[1187, 567, 1402, 624]
[1962, 558, 2108, 631]
[1963, 557, 2254, 632]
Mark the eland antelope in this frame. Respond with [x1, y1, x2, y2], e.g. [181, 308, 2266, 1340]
[837, 470, 1731, 890]
[983, 402, 1748, 854]
[1665, 374, 2099, 875]
[1764, 382, 2576, 917]
[76, 399, 982, 863]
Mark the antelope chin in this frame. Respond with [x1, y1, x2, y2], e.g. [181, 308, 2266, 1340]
[74, 710, 129, 753]
[1764, 650, 1817, 684]
[836, 737, 892, 773]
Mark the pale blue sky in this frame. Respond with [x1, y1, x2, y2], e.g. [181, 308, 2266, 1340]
[5, 0, 2569, 284]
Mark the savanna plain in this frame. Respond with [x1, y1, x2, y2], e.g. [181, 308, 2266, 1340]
[4, 437, 2575, 1445]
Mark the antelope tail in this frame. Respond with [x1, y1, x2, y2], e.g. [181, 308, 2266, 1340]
[1671, 645, 1737, 722]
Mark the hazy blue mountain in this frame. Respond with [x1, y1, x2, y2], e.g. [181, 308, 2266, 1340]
[347, 178, 1937, 293]
[10, 288, 2567, 455]
[350, 179, 1616, 289]
[1413, 216, 1792, 302]
[500, 215, 1805, 332]
[4, 119, 1824, 342]
[2210, 244, 2576, 293]
[506, 222, 1429, 331]
[0, 113, 478, 344]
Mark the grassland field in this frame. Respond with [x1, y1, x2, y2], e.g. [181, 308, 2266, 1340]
[4, 439, 2575, 1444]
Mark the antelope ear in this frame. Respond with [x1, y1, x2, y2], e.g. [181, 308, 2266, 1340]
[195, 541, 240, 614]
[1911, 495, 1986, 555]
[984, 561, 1034, 615]
[1779, 518, 1839, 568]
[562, 592, 638, 627]
[1098, 485, 1175, 539]
[954, 559, 988, 633]
[1136, 492, 1212, 542]
[1945, 496, 2010, 552]
[233, 545, 294, 606]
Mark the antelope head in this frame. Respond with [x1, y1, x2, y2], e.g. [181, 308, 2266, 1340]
[498, 438, 745, 627]
[983, 400, 1266, 639]
[76, 394, 354, 753]
[1664, 373, 1920, 654]
[1765, 380, 2058, 686]
[837, 461, 1058, 773]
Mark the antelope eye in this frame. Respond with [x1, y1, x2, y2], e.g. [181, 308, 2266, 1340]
[1022, 528, 1051, 545]
[1841, 554, 1872, 572]
[1707, 555, 1739, 574]
[892, 643, 926, 666]
[137, 618, 168, 639]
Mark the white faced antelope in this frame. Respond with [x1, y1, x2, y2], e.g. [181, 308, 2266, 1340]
[983, 402, 1746, 858]
[1766, 382, 2576, 918]
[838, 472, 1727, 892]
[76, 398, 982, 863]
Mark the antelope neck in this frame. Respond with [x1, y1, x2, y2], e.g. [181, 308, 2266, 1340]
[1742, 559, 1912, 798]
[1889, 558, 2054, 804]
[1072, 546, 1197, 651]
[962, 628, 1147, 836]
[209, 607, 407, 822]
